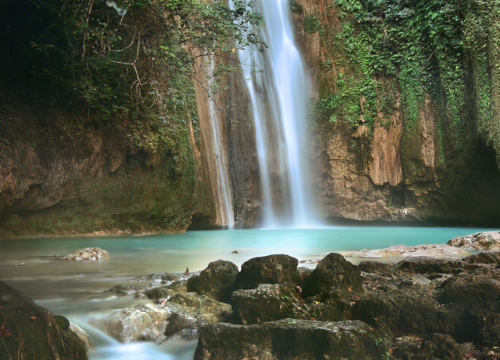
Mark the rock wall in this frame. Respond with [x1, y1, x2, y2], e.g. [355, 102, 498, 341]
[289, 0, 500, 225]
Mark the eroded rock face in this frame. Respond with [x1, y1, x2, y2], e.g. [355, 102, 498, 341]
[231, 284, 307, 325]
[392, 334, 462, 360]
[187, 260, 238, 303]
[301, 253, 363, 297]
[194, 319, 392, 360]
[0, 281, 88, 359]
[69, 323, 95, 352]
[64, 247, 110, 261]
[234, 255, 299, 290]
[448, 232, 500, 250]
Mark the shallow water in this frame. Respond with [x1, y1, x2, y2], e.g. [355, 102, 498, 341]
[0, 227, 489, 358]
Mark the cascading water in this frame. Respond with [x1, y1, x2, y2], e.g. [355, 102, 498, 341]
[206, 57, 235, 229]
[232, 0, 318, 228]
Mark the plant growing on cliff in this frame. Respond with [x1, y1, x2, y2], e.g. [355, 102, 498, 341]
[302, 14, 322, 34]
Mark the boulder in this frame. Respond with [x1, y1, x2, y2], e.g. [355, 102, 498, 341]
[394, 256, 470, 275]
[448, 231, 500, 250]
[440, 279, 500, 305]
[392, 334, 463, 360]
[63, 247, 110, 261]
[234, 254, 299, 290]
[352, 288, 460, 336]
[166, 292, 233, 325]
[301, 253, 363, 298]
[145, 287, 177, 303]
[187, 260, 238, 303]
[465, 252, 500, 264]
[166, 280, 188, 293]
[105, 285, 146, 297]
[399, 274, 431, 288]
[359, 261, 392, 274]
[231, 283, 307, 325]
[194, 319, 392, 360]
[95, 304, 168, 343]
[0, 281, 88, 359]
[69, 323, 95, 352]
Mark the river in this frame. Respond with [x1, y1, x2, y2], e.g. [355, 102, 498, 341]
[0, 227, 485, 359]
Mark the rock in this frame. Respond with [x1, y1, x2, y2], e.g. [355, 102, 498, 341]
[0, 281, 88, 359]
[301, 253, 363, 298]
[187, 260, 238, 303]
[105, 285, 146, 297]
[70, 323, 95, 352]
[297, 266, 313, 277]
[166, 292, 232, 325]
[194, 319, 392, 360]
[231, 249, 249, 254]
[394, 256, 470, 275]
[136, 272, 193, 284]
[448, 232, 500, 250]
[167, 280, 188, 293]
[234, 254, 299, 290]
[352, 288, 459, 336]
[96, 304, 168, 343]
[63, 247, 110, 261]
[439, 268, 500, 289]
[231, 283, 306, 325]
[392, 333, 463, 360]
[145, 287, 177, 303]
[359, 261, 392, 273]
[304, 289, 354, 322]
[465, 252, 500, 264]
[440, 279, 500, 305]
[399, 274, 431, 288]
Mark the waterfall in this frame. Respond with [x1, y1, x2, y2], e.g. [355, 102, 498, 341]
[207, 57, 235, 229]
[231, 0, 318, 228]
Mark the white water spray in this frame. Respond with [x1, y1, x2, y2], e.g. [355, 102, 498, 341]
[206, 57, 235, 229]
[232, 0, 318, 228]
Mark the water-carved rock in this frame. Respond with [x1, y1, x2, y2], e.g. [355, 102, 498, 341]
[187, 260, 238, 303]
[234, 254, 299, 290]
[63, 247, 110, 261]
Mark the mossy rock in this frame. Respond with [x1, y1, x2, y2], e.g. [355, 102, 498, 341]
[234, 255, 299, 290]
[187, 260, 238, 303]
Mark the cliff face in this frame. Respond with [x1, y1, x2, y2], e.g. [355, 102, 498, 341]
[291, 0, 500, 224]
[0, 99, 207, 238]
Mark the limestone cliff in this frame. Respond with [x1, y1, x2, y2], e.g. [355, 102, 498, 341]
[287, 0, 500, 225]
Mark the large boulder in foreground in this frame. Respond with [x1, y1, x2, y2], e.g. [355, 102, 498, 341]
[231, 284, 307, 325]
[0, 281, 88, 359]
[234, 255, 299, 290]
[301, 253, 363, 298]
[187, 260, 238, 303]
[392, 334, 463, 360]
[63, 247, 110, 261]
[194, 319, 392, 360]
[448, 231, 500, 250]
[394, 256, 470, 275]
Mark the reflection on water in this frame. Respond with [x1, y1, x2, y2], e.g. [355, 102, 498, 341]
[0, 227, 488, 359]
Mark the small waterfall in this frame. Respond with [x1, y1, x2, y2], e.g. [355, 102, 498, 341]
[206, 57, 235, 229]
[231, 0, 318, 228]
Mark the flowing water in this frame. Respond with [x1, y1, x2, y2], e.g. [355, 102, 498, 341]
[0, 227, 488, 359]
[206, 57, 235, 229]
[233, 0, 318, 228]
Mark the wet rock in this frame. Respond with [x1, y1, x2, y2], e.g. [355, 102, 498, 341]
[231, 283, 306, 325]
[165, 292, 232, 325]
[136, 272, 193, 284]
[194, 319, 392, 360]
[70, 323, 95, 352]
[145, 287, 177, 303]
[231, 249, 249, 254]
[448, 232, 500, 251]
[96, 304, 168, 343]
[465, 252, 500, 264]
[392, 333, 463, 360]
[105, 284, 146, 297]
[352, 288, 459, 336]
[439, 268, 500, 289]
[359, 261, 392, 273]
[0, 281, 88, 359]
[440, 279, 500, 305]
[304, 289, 354, 322]
[234, 254, 299, 290]
[399, 274, 431, 288]
[301, 253, 363, 298]
[394, 256, 470, 275]
[167, 280, 188, 293]
[187, 260, 238, 303]
[63, 247, 110, 261]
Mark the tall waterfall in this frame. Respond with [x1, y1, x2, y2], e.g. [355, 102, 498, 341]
[232, 0, 318, 228]
[207, 57, 235, 229]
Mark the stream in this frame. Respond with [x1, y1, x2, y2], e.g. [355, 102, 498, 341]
[0, 227, 486, 359]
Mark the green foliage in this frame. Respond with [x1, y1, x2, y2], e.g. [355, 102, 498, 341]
[0, 0, 265, 153]
[315, 0, 500, 162]
[302, 14, 321, 34]
[290, 0, 304, 14]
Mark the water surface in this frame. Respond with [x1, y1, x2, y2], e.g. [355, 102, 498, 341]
[0, 227, 488, 358]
